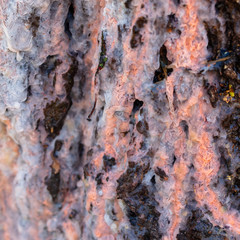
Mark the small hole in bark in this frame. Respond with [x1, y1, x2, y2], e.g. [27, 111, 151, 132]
[95, 173, 103, 187]
[153, 45, 173, 83]
[166, 13, 178, 33]
[132, 99, 144, 114]
[28, 10, 40, 37]
[172, 155, 177, 166]
[151, 175, 156, 184]
[103, 155, 116, 172]
[45, 170, 60, 203]
[180, 120, 189, 139]
[130, 17, 148, 48]
[53, 140, 63, 157]
[69, 209, 78, 219]
[136, 120, 149, 135]
[173, 0, 181, 5]
[64, 2, 74, 40]
[124, 0, 132, 9]
[155, 167, 168, 181]
[39, 55, 62, 77]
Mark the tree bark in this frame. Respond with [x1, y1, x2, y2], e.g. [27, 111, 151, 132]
[0, 0, 240, 239]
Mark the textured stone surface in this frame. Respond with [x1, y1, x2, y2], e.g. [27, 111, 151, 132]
[0, 0, 240, 239]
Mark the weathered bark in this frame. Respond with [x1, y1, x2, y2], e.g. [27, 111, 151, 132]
[0, 0, 240, 239]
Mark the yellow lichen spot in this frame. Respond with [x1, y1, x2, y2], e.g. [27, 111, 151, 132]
[229, 84, 235, 97]
[223, 95, 230, 103]
[226, 175, 232, 181]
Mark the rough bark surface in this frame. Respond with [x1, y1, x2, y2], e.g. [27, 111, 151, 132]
[0, 0, 240, 239]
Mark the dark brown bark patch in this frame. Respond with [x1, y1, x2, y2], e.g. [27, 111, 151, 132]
[117, 162, 162, 240]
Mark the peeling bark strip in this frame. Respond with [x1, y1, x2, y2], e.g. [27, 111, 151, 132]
[1, 0, 240, 239]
